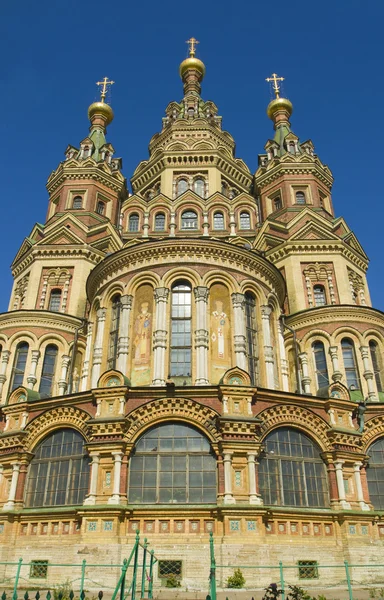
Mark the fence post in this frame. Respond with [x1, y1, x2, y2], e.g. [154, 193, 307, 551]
[140, 538, 148, 599]
[148, 550, 155, 599]
[119, 559, 129, 600]
[209, 532, 216, 600]
[80, 560, 86, 598]
[12, 558, 23, 600]
[344, 560, 353, 600]
[131, 530, 140, 600]
[279, 561, 285, 600]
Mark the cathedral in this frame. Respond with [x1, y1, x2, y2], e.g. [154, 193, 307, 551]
[0, 39, 384, 591]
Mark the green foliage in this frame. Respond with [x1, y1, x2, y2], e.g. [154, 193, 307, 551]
[262, 583, 283, 600]
[165, 574, 181, 588]
[53, 580, 73, 600]
[286, 584, 311, 600]
[226, 568, 246, 589]
[368, 589, 384, 599]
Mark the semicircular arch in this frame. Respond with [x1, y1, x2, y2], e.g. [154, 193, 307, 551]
[25, 406, 92, 452]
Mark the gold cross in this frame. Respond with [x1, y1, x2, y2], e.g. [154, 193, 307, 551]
[96, 77, 115, 102]
[266, 73, 285, 98]
[186, 37, 199, 57]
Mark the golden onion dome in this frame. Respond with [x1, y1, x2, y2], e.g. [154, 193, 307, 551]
[267, 96, 293, 120]
[179, 56, 206, 79]
[88, 101, 114, 125]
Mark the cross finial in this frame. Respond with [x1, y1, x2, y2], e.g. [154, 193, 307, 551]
[96, 77, 115, 103]
[266, 73, 285, 98]
[186, 37, 199, 57]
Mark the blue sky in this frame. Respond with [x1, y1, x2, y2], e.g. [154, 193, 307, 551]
[1, 0, 383, 311]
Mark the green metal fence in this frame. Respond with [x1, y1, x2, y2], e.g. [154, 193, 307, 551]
[208, 533, 384, 600]
[0, 531, 157, 600]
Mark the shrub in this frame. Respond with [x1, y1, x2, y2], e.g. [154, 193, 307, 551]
[226, 568, 246, 588]
[165, 574, 181, 588]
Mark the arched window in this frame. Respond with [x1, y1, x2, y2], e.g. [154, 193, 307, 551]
[107, 295, 121, 370]
[48, 289, 62, 312]
[194, 178, 205, 197]
[259, 428, 329, 507]
[369, 340, 383, 393]
[170, 282, 192, 382]
[341, 338, 360, 389]
[181, 211, 198, 230]
[312, 341, 329, 388]
[39, 345, 58, 398]
[313, 285, 326, 307]
[129, 213, 139, 232]
[213, 212, 224, 230]
[177, 179, 188, 196]
[96, 200, 105, 215]
[288, 142, 296, 154]
[155, 213, 166, 231]
[25, 429, 90, 507]
[10, 342, 29, 391]
[244, 292, 258, 385]
[128, 422, 216, 504]
[295, 191, 306, 205]
[274, 197, 282, 211]
[239, 212, 251, 230]
[367, 438, 384, 510]
[72, 196, 83, 209]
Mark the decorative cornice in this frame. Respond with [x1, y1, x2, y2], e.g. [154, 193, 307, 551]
[12, 246, 105, 278]
[285, 305, 384, 331]
[255, 158, 334, 189]
[86, 238, 286, 304]
[0, 310, 84, 335]
[266, 240, 368, 271]
[47, 162, 125, 195]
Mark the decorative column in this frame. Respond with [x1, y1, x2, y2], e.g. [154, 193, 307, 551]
[3, 463, 21, 511]
[27, 350, 40, 390]
[247, 453, 262, 505]
[202, 212, 209, 237]
[334, 460, 351, 509]
[83, 453, 100, 505]
[143, 212, 149, 238]
[299, 352, 311, 394]
[194, 287, 209, 385]
[223, 452, 236, 504]
[278, 319, 290, 391]
[261, 306, 275, 389]
[91, 309, 106, 388]
[117, 295, 133, 374]
[231, 293, 247, 371]
[108, 452, 124, 504]
[80, 323, 93, 391]
[360, 346, 377, 401]
[353, 462, 370, 511]
[152, 288, 169, 386]
[329, 346, 342, 382]
[0, 350, 11, 400]
[57, 355, 70, 395]
[169, 212, 176, 237]
[229, 212, 236, 237]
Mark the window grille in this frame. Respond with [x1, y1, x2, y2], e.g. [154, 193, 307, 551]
[107, 295, 121, 370]
[96, 201, 105, 215]
[312, 341, 329, 388]
[129, 214, 139, 232]
[367, 437, 384, 510]
[298, 561, 319, 579]
[48, 289, 62, 312]
[177, 179, 188, 196]
[170, 283, 192, 379]
[30, 561, 49, 579]
[213, 212, 224, 230]
[341, 338, 360, 389]
[239, 212, 251, 229]
[39, 345, 58, 398]
[295, 191, 306, 205]
[313, 285, 326, 307]
[158, 560, 182, 580]
[274, 197, 282, 210]
[245, 292, 258, 385]
[194, 178, 205, 197]
[10, 342, 29, 391]
[155, 213, 166, 231]
[369, 340, 383, 392]
[72, 196, 82, 209]
[181, 211, 197, 230]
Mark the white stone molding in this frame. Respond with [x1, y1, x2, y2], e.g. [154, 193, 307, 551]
[143, 212, 149, 238]
[152, 288, 169, 386]
[359, 345, 377, 401]
[58, 354, 70, 395]
[334, 460, 351, 510]
[108, 452, 124, 504]
[223, 452, 236, 504]
[353, 461, 370, 511]
[329, 346, 343, 382]
[231, 293, 248, 371]
[229, 212, 236, 237]
[278, 319, 290, 391]
[81, 323, 93, 391]
[0, 350, 11, 400]
[3, 463, 20, 511]
[202, 212, 209, 237]
[194, 287, 209, 385]
[91, 309, 107, 388]
[261, 305, 275, 389]
[169, 212, 176, 237]
[117, 295, 133, 374]
[83, 453, 100, 505]
[299, 352, 311, 394]
[27, 350, 40, 390]
[247, 453, 263, 505]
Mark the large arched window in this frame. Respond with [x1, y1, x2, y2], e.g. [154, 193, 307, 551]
[10, 342, 29, 391]
[107, 294, 121, 370]
[155, 212, 166, 231]
[129, 214, 139, 232]
[181, 210, 198, 230]
[341, 338, 360, 389]
[312, 341, 329, 388]
[369, 340, 383, 393]
[313, 285, 326, 307]
[128, 422, 216, 504]
[177, 179, 188, 196]
[244, 292, 258, 385]
[194, 178, 205, 197]
[259, 428, 329, 507]
[48, 289, 62, 312]
[170, 282, 192, 382]
[213, 212, 224, 230]
[367, 438, 384, 510]
[25, 429, 90, 507]
[39, 344, 58, 398]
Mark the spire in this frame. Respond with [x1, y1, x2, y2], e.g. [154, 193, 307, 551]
[87, 77, 115, 160]
[265, 72, 293, 125]
[179, 38, 206, 96]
